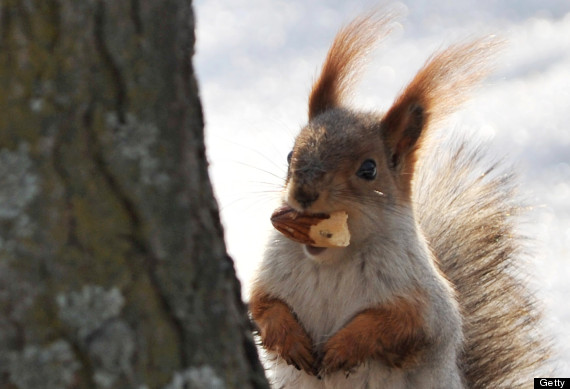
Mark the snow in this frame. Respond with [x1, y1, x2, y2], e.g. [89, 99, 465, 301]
[194, 0, 570, 373]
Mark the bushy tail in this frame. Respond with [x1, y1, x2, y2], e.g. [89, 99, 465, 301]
[413, 137, 551, 388]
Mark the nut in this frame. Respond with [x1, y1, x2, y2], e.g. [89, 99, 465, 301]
[270, 206, 350, 248]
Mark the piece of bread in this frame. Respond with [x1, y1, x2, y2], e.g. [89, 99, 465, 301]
[270, 206, 350, 248]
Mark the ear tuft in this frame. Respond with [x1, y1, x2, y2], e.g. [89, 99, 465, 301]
[382, 37, 503, 174]
[308, 9, 399, 120]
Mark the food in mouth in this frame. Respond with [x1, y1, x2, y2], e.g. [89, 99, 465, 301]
[270, 206, 350, 248]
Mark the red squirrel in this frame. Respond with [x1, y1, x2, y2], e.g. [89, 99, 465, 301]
[249, 10, 549, 388]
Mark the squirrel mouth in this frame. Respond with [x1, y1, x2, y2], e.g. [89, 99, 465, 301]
[305, 245, 327, 256]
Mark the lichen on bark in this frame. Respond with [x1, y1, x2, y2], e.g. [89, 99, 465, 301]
[8, 340, 81, 389]
[0, 0, 268, 388]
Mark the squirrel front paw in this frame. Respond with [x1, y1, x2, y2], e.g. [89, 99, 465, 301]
[261, 317, 317, 374]
[319, 326, 370, 375]
[250, 290, 318, 374]
[319, 299, 428, 375]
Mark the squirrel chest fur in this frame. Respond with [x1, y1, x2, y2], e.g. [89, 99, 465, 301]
[249, 10, 549, 389]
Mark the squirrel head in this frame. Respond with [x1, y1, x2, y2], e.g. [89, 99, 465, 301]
[284, 11, 499, 227]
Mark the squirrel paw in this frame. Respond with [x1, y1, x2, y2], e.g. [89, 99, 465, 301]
[281, 337, 317, 375]
[250, 291, 318, 375]
[266, 327, 317, 374]
[258, 312, 317, 374]
[318, 331, 366, 375]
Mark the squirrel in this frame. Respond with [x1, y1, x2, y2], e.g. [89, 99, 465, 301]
[249, 10, 550, 389]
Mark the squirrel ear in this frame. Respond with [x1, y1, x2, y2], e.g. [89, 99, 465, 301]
[382, 37, 501, 175]
[382, 99, 427, 171]
[308, 11, 397, 120]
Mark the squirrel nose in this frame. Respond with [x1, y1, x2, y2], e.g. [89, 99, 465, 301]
[294, 188, 320, 209]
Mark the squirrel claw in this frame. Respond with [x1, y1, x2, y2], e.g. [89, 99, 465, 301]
[318, 345, 361, 377]
[281, 346, 318, 376]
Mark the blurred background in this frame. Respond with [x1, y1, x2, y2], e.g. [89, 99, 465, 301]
[194, 0, 570, 372]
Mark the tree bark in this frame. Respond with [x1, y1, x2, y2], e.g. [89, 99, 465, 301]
[0, 1, 268, 388]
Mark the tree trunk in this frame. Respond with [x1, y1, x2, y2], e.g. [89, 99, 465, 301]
[0, 1, 268, 388]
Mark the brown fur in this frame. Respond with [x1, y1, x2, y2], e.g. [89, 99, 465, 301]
[250, 287, 316, 374]
[308, 11, 396, 120]
[381, 39, 502, 197]
[321, 291, 428, 373]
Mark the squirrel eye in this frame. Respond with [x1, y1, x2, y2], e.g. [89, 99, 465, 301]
[287, 151, 293, 164]
[356, 159, 377, 180]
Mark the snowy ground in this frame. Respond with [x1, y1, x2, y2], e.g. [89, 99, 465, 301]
[194, 0, 570, 373]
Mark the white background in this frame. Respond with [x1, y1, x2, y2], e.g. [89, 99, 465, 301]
[194, 0, 570, 373]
